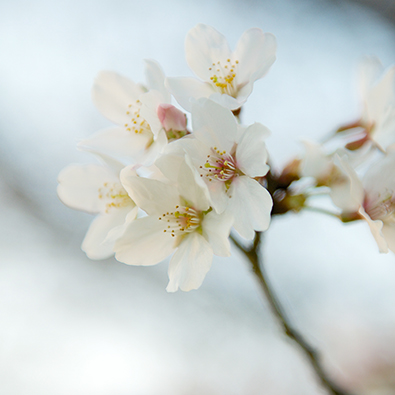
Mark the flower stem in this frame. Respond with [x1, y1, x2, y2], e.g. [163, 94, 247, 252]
[230, 232, 352, 395]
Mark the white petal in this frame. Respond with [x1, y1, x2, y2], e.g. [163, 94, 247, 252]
[206, 180, 228, 214]
[82, 206, 136, 260]
[358, 207, 388, 253]
[228, 176, 273, 240]
[234, 30, 276, 84]
[166, 232, 213, 292]
[363, 152, 395, 196]
[78, 126, 153, 163]
[144, 59, 171, 102]
[191, 99, 237, 152]
[299, 140, 332, 180]
[202, 211, 233, 257]
[208, 92, 243, 111]
[359, 57, 383, 98]
[140, 90, 165, 136]
[236, 123, 270, 177]
[178, 155, 210, 211]
[92, 71, 145, 125]
[166, 77, 214, 112]
[114, 215, 176, 266]
[57, 163, 119, 213]
[120, 169, 179, 215]
[185, 24, 231, 81]
[381, 223, 395, 254]
[331, 154, 364, 213]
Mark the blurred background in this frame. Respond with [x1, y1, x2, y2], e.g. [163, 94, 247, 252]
[1, 0, 395, 394]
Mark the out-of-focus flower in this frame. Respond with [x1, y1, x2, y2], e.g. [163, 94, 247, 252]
[157, 99, 272, 240]
[331, 153, 395, 253]
[299, 140, 334, 185]
[167, 24, 276, 111]
[341, 58, 395, 151]
[57, 155, 137, 259]
[79, 60, 177, 165]
[113, 157, 233, 292]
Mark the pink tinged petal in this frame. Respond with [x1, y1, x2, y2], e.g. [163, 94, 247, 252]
[92, 71, 145, 125]
[381, 223, 395, 254]
[202, 211, 233, 257]
[331, 155, 364, 213]
[114, 215, 176, 266]
[157, 104, 187, 132]
[228, 176, 273, 240]
[358, 207, 388, 253]
[166, 232, 213, 292]
[234, 30, 277, 85]
[78, 126, 153, 164]
[236, 123, 270, 177]
[191, 99, 237, 152]
[144, 59, 171, 102]
[57, 164, 119, 214]
[178, 156, 210, 211]
[166, 77, 215, 112]
[82, 206, 136, 260]
[120, 169, 180, 215]
[185, 24, 232, 82]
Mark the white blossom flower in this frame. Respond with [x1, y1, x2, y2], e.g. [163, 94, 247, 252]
[78, 60, 176, 166]
[57, 154, 137, 259]
[331, 153, 395, 253]
[157, 99, 272, 240]
[357, 57, 395, 151]
[166, 24, 276, 112]
[113, 157, 233, 292]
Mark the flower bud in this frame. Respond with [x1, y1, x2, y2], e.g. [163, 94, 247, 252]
[157, 104, 187, 133]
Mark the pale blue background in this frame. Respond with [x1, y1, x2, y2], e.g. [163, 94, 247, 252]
[1, 0, 395, 394]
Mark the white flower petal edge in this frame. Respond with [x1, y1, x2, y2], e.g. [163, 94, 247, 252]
[330, 154, 364, 213]
[169, 24, 276, 111]
[115, 158, 232, 291]
[331, 153, 395, 253]
[166, 232, 213, 292]
[82, 206, 138, 259]
[58, 159, 137, 259]
[82, 62, 172, 165]
[227, 176, 272, 240]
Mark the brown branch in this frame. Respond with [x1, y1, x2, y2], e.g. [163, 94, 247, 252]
[231, 232, 352, 395]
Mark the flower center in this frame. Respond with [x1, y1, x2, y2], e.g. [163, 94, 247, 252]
[199, 147, 239, 186]
[208, 59, 239, 97]
[98, 182, 132, 213]
[364, 189, 395, 222]
[159, 205, 201, 238]
[124, 99, 152, 136]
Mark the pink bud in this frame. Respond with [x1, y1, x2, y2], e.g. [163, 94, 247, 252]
[157, 104, 187, 132]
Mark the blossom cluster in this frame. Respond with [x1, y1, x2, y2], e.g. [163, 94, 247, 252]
[58, 24, 275, 291]
[58, 24, 395, 291]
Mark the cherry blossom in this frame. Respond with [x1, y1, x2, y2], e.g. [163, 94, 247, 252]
[157, 99, 272, 240]
[113, 158, 233, 292]
[78, 60, 180, 166]
[331, 153, 395, 253]
[166, 24, 276, 111]
[57, 154, 137, 259]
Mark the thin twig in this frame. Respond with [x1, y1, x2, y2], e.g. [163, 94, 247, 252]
[230, 232, 352, 395]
